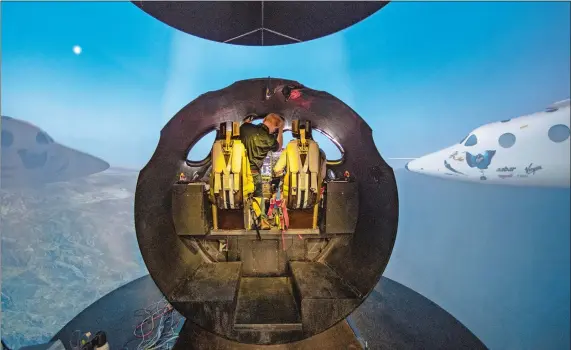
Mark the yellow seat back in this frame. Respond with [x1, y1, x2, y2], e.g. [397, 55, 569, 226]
[209, 122, 253, 209]
[275, 126, 325, 210]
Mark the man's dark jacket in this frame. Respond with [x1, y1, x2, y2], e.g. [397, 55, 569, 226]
[239, 123, 280, 170]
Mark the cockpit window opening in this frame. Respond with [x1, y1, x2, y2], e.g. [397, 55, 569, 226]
[263, 126, 345, 168]
[185, 128, 217, 167]
[459, 135, 469, 144]
[281, 129, 294, 144]
[312, 128, 345, 165]
[548, 124, 570, 143]
[464, 134, 478, 147]
[498, 133, 516, 148]
[184, 120, 346, 168]
[501, 119, 511, 123]
[36, 131, 53, 144]
[545, 107, 558, 113]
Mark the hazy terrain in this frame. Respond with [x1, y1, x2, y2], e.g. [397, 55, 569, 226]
[1, 168, 147, 348]
[1, 167, 569, 349]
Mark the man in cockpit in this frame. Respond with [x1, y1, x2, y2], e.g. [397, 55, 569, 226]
[240, 113, 284, 229]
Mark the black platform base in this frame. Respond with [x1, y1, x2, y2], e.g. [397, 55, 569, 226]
[50, 274, 487, 350]
[167, 260, 362, 344]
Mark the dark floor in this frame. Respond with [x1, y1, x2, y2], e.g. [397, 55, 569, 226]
[234, 277, 301, 328]
[348, 278, 488, 350]
[50, 274, 487, 349]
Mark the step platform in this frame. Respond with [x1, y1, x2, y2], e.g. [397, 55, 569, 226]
[171, 262, 242, 338]
[290, 261, 360, 337]
[234, 277, 303, 344]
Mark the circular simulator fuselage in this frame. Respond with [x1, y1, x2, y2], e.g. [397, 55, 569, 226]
[134, 78, 399, 346]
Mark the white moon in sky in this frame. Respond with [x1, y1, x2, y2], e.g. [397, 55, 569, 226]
[73, 45, 82, 55]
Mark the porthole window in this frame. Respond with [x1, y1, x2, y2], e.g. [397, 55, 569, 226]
[312, 128, 345, 164]
[548, 124, 570, 143]
[498, 133, 516, 148]
[282, 130, 293, 146]
[186, 129, 217, 165]
[464, 134, 478, 147]
[2, 130, 14, 148]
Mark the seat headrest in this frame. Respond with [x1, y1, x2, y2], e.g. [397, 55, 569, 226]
[292, 120, 313, 140]
[216, 122, 241, 140]
[231, 122, 240, 138]
[216, 122, 227, 140]
[291, 120, 300, 137]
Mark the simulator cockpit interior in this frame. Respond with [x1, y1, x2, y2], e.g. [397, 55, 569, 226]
[173, 116, 357, 238]
[134, 78, 399, 346]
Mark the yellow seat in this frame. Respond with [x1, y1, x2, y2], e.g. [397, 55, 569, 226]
[209, 122, 255, 229]
[273, 121, 326, 229]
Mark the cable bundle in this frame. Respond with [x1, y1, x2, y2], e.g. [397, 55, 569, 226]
[129, 298, 184, 350]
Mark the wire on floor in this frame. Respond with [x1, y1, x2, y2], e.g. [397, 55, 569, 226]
[122, 298, 184, 350]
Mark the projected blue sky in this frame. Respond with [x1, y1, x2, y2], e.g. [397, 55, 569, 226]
[2, 2, 569, 169]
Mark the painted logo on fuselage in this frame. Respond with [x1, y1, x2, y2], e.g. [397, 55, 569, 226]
[525, 163, 542, 175]
[444, 160, 465, 175]
[497, 166, 516, 172]
[449, 151, 465, 161]
[466, 150, 496, 170]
